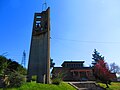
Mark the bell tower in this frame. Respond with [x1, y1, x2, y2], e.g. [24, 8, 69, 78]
[27, 7, 50, 84]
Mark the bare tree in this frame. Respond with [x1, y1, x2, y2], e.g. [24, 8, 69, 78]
[110, 62, 120, 73]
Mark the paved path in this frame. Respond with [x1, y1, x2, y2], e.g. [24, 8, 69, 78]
[69, 81, 105, 90]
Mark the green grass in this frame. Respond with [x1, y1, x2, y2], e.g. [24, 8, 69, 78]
[97, 82, 120, 90]
[0, 82, 76, 90]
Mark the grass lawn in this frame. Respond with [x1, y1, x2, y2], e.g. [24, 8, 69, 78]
[0, 82, 76, 90]
[97, 82, 120, 90]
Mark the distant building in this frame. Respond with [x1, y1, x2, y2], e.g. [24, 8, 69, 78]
[52, 61, 95, 81]
[52, 61, 117, 82]
[111, 73, 117, 81]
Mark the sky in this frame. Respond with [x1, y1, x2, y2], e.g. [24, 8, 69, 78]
[0, 0, 120, 68]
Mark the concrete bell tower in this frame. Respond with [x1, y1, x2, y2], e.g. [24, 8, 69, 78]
[27, 7, 50, 84]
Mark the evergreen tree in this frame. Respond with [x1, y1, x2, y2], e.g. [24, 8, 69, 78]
[92, 49, 104, 66]
[50, 58, 55, 69]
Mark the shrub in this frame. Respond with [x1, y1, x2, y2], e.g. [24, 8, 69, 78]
[32, 75, 37, 81]
[7, 71, 25, 87]
[52, 78, 62, 85]
[0, 55, 26, 88]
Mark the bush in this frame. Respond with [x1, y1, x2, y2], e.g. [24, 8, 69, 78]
[7, 71, 25, 87]
[52, 78, 62, 85]
[0, 55, 26, 88]
[32, 75, 37, 81]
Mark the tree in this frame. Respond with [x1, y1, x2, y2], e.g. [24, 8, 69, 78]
[0, 55, 26, 87]
[7, 70, 25, 87]
[50, 58, 55, 69]
[110, 62, 120, 73]
[92, 49, 104, 66]
[93, 59, 113, 88]
[0, 55, 9, 76]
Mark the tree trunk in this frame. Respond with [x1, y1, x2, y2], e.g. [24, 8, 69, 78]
[106, 83, 109, 88]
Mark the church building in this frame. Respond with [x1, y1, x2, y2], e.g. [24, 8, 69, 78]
[52, 61, 95, 81]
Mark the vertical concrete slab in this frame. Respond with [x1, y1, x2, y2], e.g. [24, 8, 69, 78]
[27, 7, 50, 84]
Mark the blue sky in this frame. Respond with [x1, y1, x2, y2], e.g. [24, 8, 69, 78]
[0, 0, 120, 68]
